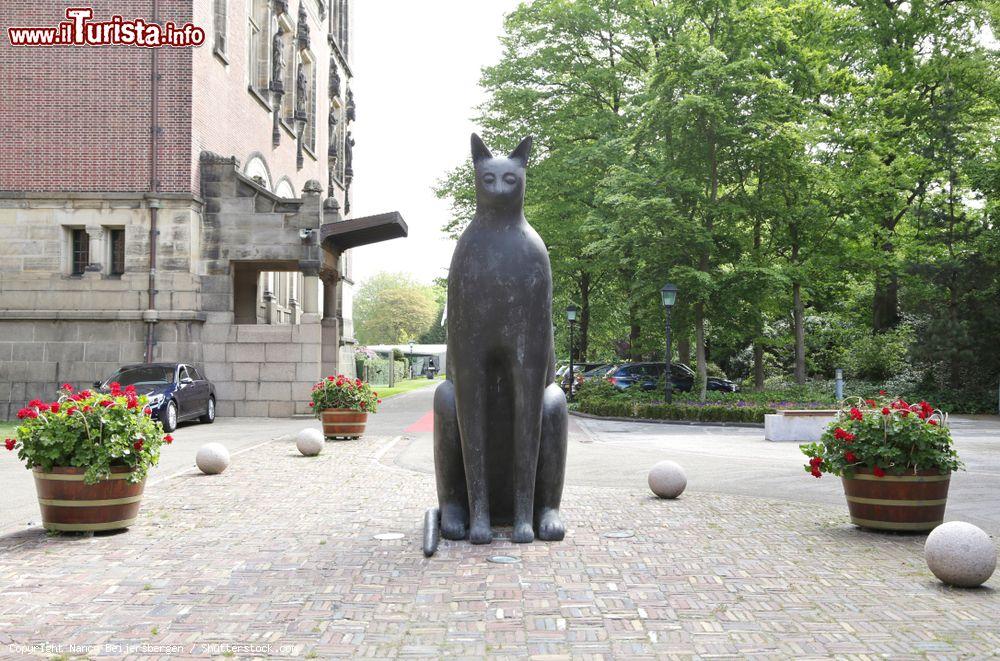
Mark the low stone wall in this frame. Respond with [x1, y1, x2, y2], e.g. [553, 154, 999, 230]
[200, 313, 322, 418]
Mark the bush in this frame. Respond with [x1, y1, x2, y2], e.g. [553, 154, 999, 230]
[309, 374, 381, 416]
[801, 396, 962, 478]
[577, 399, 773, 424]
[6, 384, 170, 484]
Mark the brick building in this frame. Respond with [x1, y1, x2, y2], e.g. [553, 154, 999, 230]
[0, 0, 407, 419]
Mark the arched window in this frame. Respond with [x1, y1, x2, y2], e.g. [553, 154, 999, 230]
[275, 179, 295, 198]
[213, 0, 227, 54]
[248, 0, 271, 94]
[244, 155, 272, 190]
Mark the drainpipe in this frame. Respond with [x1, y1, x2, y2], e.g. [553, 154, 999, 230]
[144, 0, 160, 363]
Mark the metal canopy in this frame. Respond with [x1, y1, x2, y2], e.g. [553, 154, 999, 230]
[320, 211, 408, 252]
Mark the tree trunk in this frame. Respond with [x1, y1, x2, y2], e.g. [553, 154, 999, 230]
[695, 302, 707, 400]
[578, 272, 591, 361]
[677, 335, 690, 365]
[872, 271, 900, 332]
[793, 281, 806, 385]
[753, 339, 765, 391]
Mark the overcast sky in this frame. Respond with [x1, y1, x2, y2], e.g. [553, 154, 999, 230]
[349, 0, 522, 286]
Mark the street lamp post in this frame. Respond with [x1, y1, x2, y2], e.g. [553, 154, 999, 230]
[660, 284, 678, 404]
[566, 305, 578, 402]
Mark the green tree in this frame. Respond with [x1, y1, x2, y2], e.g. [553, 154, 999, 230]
[354, 273, 438, 345]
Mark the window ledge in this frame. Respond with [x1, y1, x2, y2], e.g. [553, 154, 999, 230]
[213, 45, 229, 65]
[303, 145, 318, 162]
[248, 85, 273, 113]
[280, 118, 296, 138]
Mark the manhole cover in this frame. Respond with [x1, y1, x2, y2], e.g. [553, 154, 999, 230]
[487, 555, 520, 564]
[373, 533, 404, 541]
[603, 530, 635, 539]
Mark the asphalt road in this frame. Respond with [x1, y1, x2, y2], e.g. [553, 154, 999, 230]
[392, 384, 1000, 534]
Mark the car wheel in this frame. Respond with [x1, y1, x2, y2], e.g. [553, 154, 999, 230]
[162, 401, 178, 433]
[200, 396, 216, 424]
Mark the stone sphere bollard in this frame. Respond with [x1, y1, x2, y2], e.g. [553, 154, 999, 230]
[925, 521, 996, 588]
[648, 460, 687, 499]
[196, 442, 231, 475]
[296, 428, 324, 456]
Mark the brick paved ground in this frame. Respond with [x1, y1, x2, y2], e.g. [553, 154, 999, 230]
[1, 432, 998, 659]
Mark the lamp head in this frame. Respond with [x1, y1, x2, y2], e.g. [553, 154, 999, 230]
[660, 283, 678, 308]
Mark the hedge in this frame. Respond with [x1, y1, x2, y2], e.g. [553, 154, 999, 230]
[578, 400, 774, 424]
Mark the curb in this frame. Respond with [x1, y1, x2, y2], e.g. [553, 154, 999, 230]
[569, 410, 765, 429]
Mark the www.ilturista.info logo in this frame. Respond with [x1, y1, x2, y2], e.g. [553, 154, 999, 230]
[7, 8, 205, 48]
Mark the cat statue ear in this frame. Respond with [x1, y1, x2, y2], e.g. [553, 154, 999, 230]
[509, 136, 533, 167]
[471, 133, 494, 164]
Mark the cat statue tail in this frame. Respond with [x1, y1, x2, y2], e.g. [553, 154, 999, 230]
[422, 507, 440, 557]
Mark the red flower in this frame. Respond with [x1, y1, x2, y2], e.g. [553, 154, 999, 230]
[929, 419, 938, 426]
[355, 378, 362, 387]
[133, 440, 144, 451]
[50, 402, 60, 414]
[881, 407, 890, 415]
[844, 432, 855, 442]
[66, 406, 77, 416]
[164, 434, 173, 444]
[126, 395, 138, 409]
[327, 376, 336, 381]
[143, 407, 152, 415]
[849, 407, 863, 421]
[811, 467, 822, 478]
[80, 390, 91, 398]
[900, 410, 909, 418]
[809, 457, 823, 467]
[865, 399, 876, 407]
[377, 399, 382, 404]
[879, 389, 887, 395]
[28, 399, 43, 408]
[4, 439, 15, 451]
[844, 452, 857, 463]
[125, 384, 136, 394]
[24, 410, 38, 419]
[62, 383, 73, 391]
[100, 400, 114, 408]
[373, 392, 379, 397]
[833, 427, 850, 440]
[308, 402, 315, 407]
[83, 405, 92, 413]
[873, 466, 886, 477]
[360, 401, 367, 408]
[16, 408, 31, 419]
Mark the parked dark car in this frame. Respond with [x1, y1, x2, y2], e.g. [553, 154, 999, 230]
[96, 363, 216, 433]
[606, 362, 739, 393]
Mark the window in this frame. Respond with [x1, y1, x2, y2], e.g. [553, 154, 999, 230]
[248, 0, 271, 95]
[71, 229, 89, 276]
[188, 366, 203, 381]
[213, 0, 227, 55]
[332, 105, 346, 183]
[279, 27, 295, 122]
[330, 0, 348, 56]
[109, 228, 125, 276]
[178, 366, 192, 383]
[296, 53, 316, 155]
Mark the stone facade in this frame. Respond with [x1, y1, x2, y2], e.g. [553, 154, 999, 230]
[0, 0, 406, 419]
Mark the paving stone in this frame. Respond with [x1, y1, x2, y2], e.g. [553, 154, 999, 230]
[0, 434, 998, 658]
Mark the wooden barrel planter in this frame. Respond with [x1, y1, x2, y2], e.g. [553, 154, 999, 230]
[841, 469, 950, 532]
[33, 466, 146, 532]
[320, 409, 368, 439]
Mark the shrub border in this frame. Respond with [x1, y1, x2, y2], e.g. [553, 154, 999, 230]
[569, 410, 764, 429]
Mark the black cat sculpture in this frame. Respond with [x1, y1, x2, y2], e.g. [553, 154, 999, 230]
[424, 134, 568, 556]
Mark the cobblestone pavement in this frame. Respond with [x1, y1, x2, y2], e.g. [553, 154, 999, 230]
[1, 431, 999, 659]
